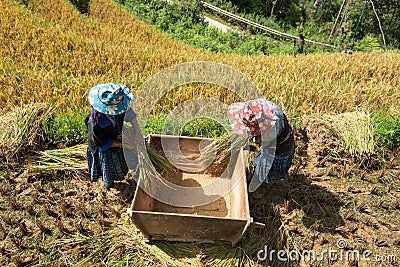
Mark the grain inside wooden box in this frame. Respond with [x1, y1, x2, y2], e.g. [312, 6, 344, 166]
[127, 134, 250, 246]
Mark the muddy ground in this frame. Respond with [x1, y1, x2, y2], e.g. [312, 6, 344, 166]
[0, 122, 399, 267]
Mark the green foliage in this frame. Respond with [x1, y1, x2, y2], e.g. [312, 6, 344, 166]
[44, 109, 87, 147]
[348, 0, 400, 48]
[16, 0, 29, 6]
[141, 114, 170, 136]
[124, 0, 203, 26]
[372, 111, 400, 150]
[123, 0, 400, 53]
[354, 34, 381, 51]
[121, 0, 305, 55]
[69, 0, 90, 14]
[181, 117, 226, 137]
[141, 114, 226, 138]
[156, 0, 400, 52]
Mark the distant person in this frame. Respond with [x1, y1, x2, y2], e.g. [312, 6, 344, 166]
[228, 98, 295, 198]
[298, 33, 305, 54]
[85, 83, 144, 189]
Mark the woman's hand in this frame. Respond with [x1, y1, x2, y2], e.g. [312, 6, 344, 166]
[111, 140, 123, 148]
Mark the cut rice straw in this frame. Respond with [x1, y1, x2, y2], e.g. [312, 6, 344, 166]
[146, 148, 177, 175]
[137, 146, 178, 194]
[201, 133, 249, 167]
[317, 111, 375, 157]
[30, 143, 177, 179]
[1, 103, 55, 159]
[31, 144, 88, 174]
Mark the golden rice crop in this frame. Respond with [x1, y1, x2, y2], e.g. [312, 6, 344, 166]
[0, 0, 399, 117]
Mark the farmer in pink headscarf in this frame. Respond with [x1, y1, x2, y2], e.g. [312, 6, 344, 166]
[228, 98, 295, 197]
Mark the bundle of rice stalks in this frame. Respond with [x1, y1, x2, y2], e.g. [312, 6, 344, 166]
[201, 133, 249, 167]
[136, 146, 178, 194]
[30, 143, 176, 179]
[146, 147, 177, 176]
[0, 113, 13, 159]
[31, 144, 87, 174]
[0, 103, 55, 159]
[316, 111, 375, 158]
[0, 112, 13, 136]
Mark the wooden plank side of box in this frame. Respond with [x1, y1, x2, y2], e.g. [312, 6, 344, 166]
[129, 210, 248, 245]
[129, 134, 251, 246]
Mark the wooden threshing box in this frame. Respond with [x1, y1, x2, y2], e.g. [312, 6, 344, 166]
[127, 134, 250, 246]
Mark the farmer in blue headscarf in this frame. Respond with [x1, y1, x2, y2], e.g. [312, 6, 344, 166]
[85, 83, 144, 189]
[228, 98, 295, 198]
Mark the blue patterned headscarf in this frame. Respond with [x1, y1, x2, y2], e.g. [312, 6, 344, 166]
[88, 83, 134, 115]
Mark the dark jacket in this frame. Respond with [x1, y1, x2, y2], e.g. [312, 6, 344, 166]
[85, 107, 136, 153]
